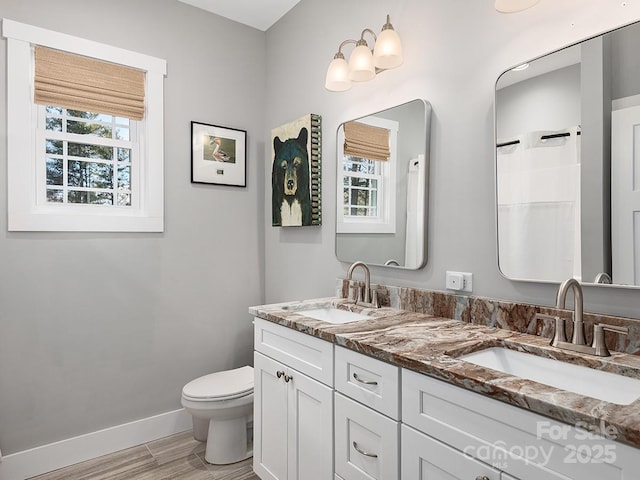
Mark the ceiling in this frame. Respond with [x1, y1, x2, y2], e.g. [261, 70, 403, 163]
[177, 0, 300, 31]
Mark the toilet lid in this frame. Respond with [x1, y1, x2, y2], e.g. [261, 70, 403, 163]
[182, 365, 254, 401]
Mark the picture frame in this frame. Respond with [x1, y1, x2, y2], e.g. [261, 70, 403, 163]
[271, 113, 322, 227]
[191, 121, 247, 187]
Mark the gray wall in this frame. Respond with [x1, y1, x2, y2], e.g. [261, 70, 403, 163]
[0, 0, 265, 454]
[264, 0, 640, 319]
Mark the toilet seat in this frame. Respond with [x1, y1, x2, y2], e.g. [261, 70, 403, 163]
[182, 365, 253, 402]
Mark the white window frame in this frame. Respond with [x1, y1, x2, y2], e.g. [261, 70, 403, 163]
[3, 19, 166, 232]
[337, 116, 398, 234]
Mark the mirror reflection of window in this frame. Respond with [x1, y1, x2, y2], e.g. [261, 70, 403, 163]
[335, 99, 431, 270]
[337, 117, 397, 234]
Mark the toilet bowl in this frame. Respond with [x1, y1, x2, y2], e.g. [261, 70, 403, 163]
[181, 366, 254, 465]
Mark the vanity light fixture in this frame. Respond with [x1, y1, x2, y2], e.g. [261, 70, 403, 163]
[325, 14, 403, 92]
[495, 0, 541, 13]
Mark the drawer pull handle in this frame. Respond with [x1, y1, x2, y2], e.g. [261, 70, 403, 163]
[475, 476, 490, 480]
[353, 373, 378, 386]
[353, 441, 378, 458]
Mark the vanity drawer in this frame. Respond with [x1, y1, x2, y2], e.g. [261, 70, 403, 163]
[335, 346, 400, 420]
[254, 317, 333, 386]
[334, 392, 399, 480]
[402, 369, 628, 480]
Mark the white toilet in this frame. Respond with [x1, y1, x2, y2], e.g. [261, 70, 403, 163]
[181, 366, 254, 465]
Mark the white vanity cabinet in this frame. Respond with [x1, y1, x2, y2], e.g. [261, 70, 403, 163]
[253, 319, 334, 480]
[401, 368, 638, 480]
[334, 346, 400, 480]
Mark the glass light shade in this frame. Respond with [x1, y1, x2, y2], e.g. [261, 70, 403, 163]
[495, 0, 540, 13]
[373, 28, 403, 69]
[348, 44, 376, 82]
[325, 56, 351, 92]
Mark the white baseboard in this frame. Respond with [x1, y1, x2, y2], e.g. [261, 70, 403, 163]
[0, 408, 192, 480]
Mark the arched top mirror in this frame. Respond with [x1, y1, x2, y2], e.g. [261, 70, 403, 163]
[335, 99, 432, 269]
[495, 20, 640, 287]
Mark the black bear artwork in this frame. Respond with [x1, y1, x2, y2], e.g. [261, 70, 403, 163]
[272, 127, 311, 226]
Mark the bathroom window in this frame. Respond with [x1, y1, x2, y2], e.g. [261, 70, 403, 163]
[42, 107, 137, 207]
[337, 118, 397, 234]
[3, 19, 166, 232]
[342, 156, 383, 218]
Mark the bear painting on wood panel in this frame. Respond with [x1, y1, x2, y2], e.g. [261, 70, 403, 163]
[272, 127, 311, 226]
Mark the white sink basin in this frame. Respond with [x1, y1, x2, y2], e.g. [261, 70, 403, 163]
[459, 347, 640, 405]
[296, 308, 369, 324]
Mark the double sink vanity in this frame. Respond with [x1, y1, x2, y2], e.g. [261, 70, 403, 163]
[250, 288, 640, 480]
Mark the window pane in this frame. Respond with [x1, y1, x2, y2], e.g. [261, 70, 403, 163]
[46, 189, 64, 203]
[117, 193, 131, 206]
[118, 165, 131, 190]
[46, 106, 63, 115]
[351, 177, 370, 188]
[68, 190, 114, 205]
[46, 158, 63, 185]
[68, 161, 113, 189]
[67, 120, 113, 138]
[46, 117, 62, 131]
[115, 127, 130, 141]
[46, 139, 63, 155]
[68, 142, 113, 161]
[117, 148, 131, 162]
[115, 117, 130, 126]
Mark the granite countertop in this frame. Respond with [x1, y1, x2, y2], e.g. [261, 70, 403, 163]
[249, 297, 640, 450]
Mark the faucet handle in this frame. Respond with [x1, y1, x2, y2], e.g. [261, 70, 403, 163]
[371, 289, 379, 308]
[593, 324, 629, 357]
[536, 313, 567, 346]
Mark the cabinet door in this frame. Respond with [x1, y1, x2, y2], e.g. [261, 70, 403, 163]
[254, 352, 289, 480]
[401, 425, 500, 480]
[335, 393, 399, 480]
[287, 366, 334, 480]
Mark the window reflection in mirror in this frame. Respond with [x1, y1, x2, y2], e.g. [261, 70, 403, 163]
[336, 99, 431, 270]
[495, 20, 640, 287]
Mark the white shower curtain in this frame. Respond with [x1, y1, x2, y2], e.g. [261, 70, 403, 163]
[405, 154, 425, 268]
[497, 127, 581, 281]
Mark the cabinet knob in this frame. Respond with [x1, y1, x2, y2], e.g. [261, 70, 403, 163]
[475, 476, 490, 480]
[276, 370, 284, 378]
[353, 372, 378, 386]
[283, 374, 293, 383]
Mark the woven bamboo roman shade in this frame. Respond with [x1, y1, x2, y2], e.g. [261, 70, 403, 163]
[343, 121, 390, 161]
[34, 46, 145, 120]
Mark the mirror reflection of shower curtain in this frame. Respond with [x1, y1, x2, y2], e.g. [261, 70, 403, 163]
[405, 154, 425, 268]
[497, 127, 581, 282]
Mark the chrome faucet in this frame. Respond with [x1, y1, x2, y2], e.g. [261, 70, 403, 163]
[346, 261, 379, 307]
[556, 278, 586, 345]
[543, 278, 629, 357]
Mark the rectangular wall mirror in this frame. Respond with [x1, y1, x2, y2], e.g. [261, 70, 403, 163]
[335, 99, 432, 269]
[495, 20, 640, 287]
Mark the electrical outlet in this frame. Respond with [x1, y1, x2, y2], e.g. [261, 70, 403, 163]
[445, 271, 473, 292]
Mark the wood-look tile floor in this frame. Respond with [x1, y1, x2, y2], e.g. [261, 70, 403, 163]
[28, 431, 259, 480]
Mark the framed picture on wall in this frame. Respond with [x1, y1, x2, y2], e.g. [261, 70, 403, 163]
[270, 113, 322, 227]
[191, 121, 247, 187]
